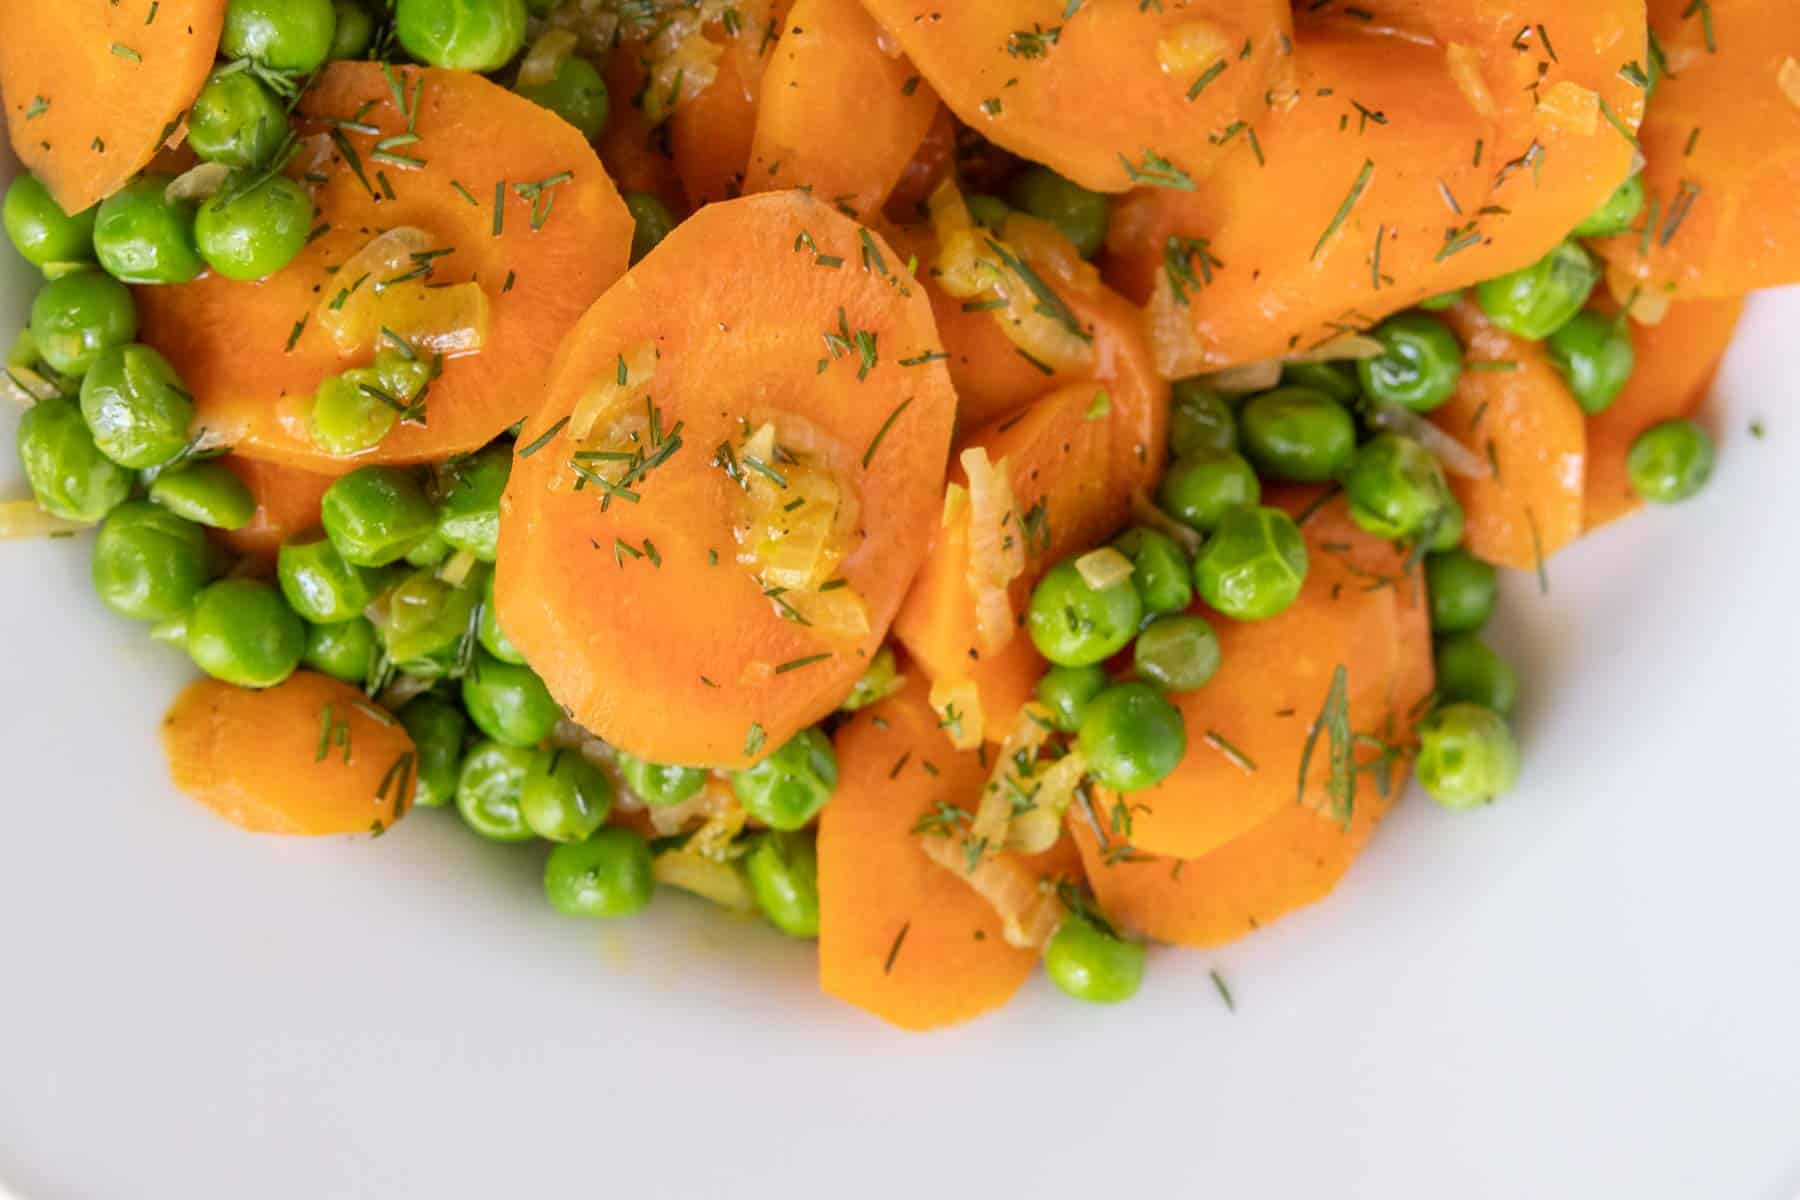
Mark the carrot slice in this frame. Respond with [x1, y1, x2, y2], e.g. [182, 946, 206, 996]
[670, 33, 759, 209]
[0, 0, 225, 215]
[884, 106, 956, 224]
[497, 193, 956, 770]
[1585, 298, 1745, 530]
[597, 44, 684, 209]
[211, 456, 335, 559]
[162, 672, 417, 836]
[1432, 301, 1587, 571]
[1596, 0, 1800, 299]
[818, 675, 1038, 1031]
[858, 0, 1293, 194]
[744, 0, 940, 220]
[135, 63, 634, 472]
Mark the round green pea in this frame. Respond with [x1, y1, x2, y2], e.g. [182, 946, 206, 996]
[379, 566, 481, 664]
[462, 650, 562, 747]
[1627, 419, 1714, 504]
[1239, 387, 1357, 482]
[1132, 614, 1221, 693]
[1415, 703, 1520, 809]
[1112, 526, 1192, 617]
[477, 569, 527, 664]
[1035, 663, 1109, 734]
[195, 175, 313, 282]
[404, 531, 452, 569]
[840, 646, 903, 712]
[1345, 433, 1453, 542]
[1572, 173, 1645, 239]
[28, 269, 137, 376]
[516, 55, 610, 140]
[3, 175, 96, 268]
[147, 460, 257, 530]
[1546, 310, 1635, 415]
[732, 728, 837, 832]
[91, 500, 209, 622]
[745, 832, 820, 938]
[1156, 447, 1260, 534]
[395, 0, 527, 71]
[1194, 504, 1308, 622]
[187, 69, 290, 169]
[544, 828, 655, 916]
[455, 739, 537, 841]
[93, 177, 204, 285]
[1474, 240, 1599, 340]
[302, 616, 379, 683]
[222, 0, 338, 71]
[398, 696, 468, 809]
[1044, 912, 1145, 1005]
[1424, 549, 1497, 636]
[277, 534, 379, 624]
[79, 343, 194, 469]
[1434, 634, 1518, 716]
[1280, 360, 1360, 403]
[1168, 379, 1237, 457]
[329, 0, 376, 59]
[15, 395, 133, 522]
[1078, 681, 1186, 792]
[1008, 165, 1110, 259]
[1416, 290, 1463, 313]
[1428, 494, 1465, 553]
[437, 441, 511, 561]
[1025, 558, 1144, 668]
[617, 750, 707, 808]
[520, 749, 613, 843]
[310, 350, 431, 457]
[965, 194, 1009, 233]
[1357, 313, 1463, 413]
[624, 191, 676, 264]
[320, 466, 438, 566]
[186, 578, 306, 688]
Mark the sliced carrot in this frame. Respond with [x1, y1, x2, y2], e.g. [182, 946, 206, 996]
[859, 0, 1293, 194]
[135, 63, 633, 473]
[817, 675, 1037, 1031]
[161, 672, 417, 836]
[670, 33, 759, 209]
[1585, 298, 1745, 530]
[1596, 0, 1800, 299]
[211, 456, 335, 559]
[1433, 301, 1587, 571]
[744, 0, 939, 221]
[883, 105, 956, 224]
[0, 0, 225, 215]
[597, 44, 684, 209]
[497, 193, 956, 770]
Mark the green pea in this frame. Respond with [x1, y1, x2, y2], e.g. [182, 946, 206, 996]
[1474, 240, 1599, 340]
[1424, 549, 1497, 636]
[302, 617, 379, 683]
[1078, 681, 1186, 792]
[310, 350, 432, 456]
[1415, 289, 1463, 313]
[1194, 504, 1308, 622]
[617, 750, 707, 808]
[195, 175, 313, 282]
[379, 565, 481, 663]
[455, 739, 537, 841]
[186, 578, 306, 688]
[965, 194, 1010, 233]
[1156, 447, 1260, 534]
[1545, 310, 1635, 415]
[544, 828, 655, 916]
[187, 69, 290, 169]
[15, 396, 133, 522]
[395, 0, 527, 71]
[1415, 703, 1520, 809]
[321, 466, 438, 565]
[1572, 172, 1645, 239]
[1168, 379, 1237, 457]
[277, 534, 379, 623]
[28, 270, 137, 376]
[79, 343, 195, 469]
[1428, 494, 1465, 553]
[624, 191, 677, 264]
[1357, 313, 1463, 413]
[516, 55, 610, 140]
[1035, 663, 1109, 734]
[477, 569, 527, 664]
[438, 441, 511, 561]
[91, 500, 209, 622]
[1239, 387, 1357, 482]
[3, 175, 96, 268]
[1008, 166, 1110, 259]
[520, 749, 613, 843]
[1025, 558, 1144, 668]
[222, 0, 338, 71]
[732, 728, 837, 832]
[1112, 526, 1192, 617]
[1279, 360, 1360, 403]
[1132, 614, 1220, 693]
[404, 531, 452, 568]
[147, 460, 257, 530]
[1345, 433, 1453, 542]
[1434, 634, 1518, 716]
[745, 832, 820, 938]
[398, 695, 468, 809]
[93, 177, 204, 285]
[839, 645, 902, 711]
[462, 650, 561, 747]
[329, 0, 376, 59]
[1627, 419, 1714, 504]
[1044, 912, 1145, 1005]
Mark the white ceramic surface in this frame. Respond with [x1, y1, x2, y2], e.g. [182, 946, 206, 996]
[1, 149, 1797, 1199]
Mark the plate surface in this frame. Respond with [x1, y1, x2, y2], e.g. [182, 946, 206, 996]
[1, 146, 1797, 1199]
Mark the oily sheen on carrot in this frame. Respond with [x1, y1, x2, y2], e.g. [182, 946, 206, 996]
[496, 192, 956, 769]
[211, 456, 335, 558]
[670, 33, 759, 209]
[0, 0, 225, 215]
[161, 672, 417, 836]
[135, 63, 633, 471]
[817, 676, 1037, 1031]
[598, 44, 684, 209]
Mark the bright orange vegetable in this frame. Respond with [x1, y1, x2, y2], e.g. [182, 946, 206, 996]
[670, 31, 760, 209]
[1586, 298, 1744, 529]
[211, 456, 335, 559]
[0, 0, 225, 214]
[1432, 301, 1587, 571]
[858, 0, 1294, 194]
[135, 63, 634, 472]
[1596, 0, 1800, 299]
[497, 192, 957, 770]
[884, 106, 956, 224]
[598, 44, 684, 209]
[161, 672, 417, 836]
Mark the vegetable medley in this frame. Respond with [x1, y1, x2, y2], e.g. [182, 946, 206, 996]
[2, 0, 1794, 1029]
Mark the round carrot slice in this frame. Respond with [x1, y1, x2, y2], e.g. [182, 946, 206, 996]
[162, 672, 417, 836]
[135, 62, 633, 471]
[859, 0, 1293, 194]
[211, 455, 335, 559]
[0, 0, 225, 215]
[496, 192, 957, 769]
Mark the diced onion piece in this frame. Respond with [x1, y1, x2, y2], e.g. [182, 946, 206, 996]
[1447, 43, 1496, 118]
[999, 212, 1101, 296]
[783, 586, 871, 639]
[928, 678, 985, 750]
[0, 499, 90, 539]
[960, 447, 1025, 654]
[1130, 488, 1204, 556]
[741, 465, 847, 591]
[940, 481, 969, 528]
[1157, 19, 1231, 77]
[517, 28, 579, 88]
[1538, 81, 1600, 137]
[1204, 358, 1283, 394]
[1074, 547, 1134, 592]
[686, 785, 749, 861]
[376, 672, 437, 710]
[1007, 750, 1087, 854]
[918, 835, 1063, 950]
[971, 703, 1055, 848]
[164, 162, 230, 204]
[642, 13, 722, 124]
[1147, 270, 1210, 379]
[568, 341, 658, 442]
[315, 227, 489, 358]
[436, 548, 479, 587]
[1289, 332, 1386, 363]
[2, 364, 61, 406]
[653, 849, 757, 912]
[1782, 57, 1800, 110]
[1368, 404, 1488, 478]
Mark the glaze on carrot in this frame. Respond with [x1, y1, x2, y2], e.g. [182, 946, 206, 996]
[211, 456, 335, 559]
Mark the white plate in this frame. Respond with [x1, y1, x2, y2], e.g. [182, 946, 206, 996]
[2, 143, 1797, 1199]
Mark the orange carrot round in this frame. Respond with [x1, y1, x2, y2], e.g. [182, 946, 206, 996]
[210, 456, 336, 559]
[597, 44, 684, 210]
[670, 33, 759, 209]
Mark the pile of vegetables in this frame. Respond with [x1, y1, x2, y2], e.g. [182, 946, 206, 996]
[2, 0, 1794, 1030]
